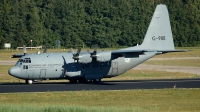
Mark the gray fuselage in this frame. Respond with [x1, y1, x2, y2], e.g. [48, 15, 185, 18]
[9, 51, 156, 81]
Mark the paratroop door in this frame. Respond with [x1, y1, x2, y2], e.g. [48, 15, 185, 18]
[111, 62, 118, 75]
[40, 69, 46, 78]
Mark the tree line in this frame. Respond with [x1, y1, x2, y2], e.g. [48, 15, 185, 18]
[0, 0, 199, 49]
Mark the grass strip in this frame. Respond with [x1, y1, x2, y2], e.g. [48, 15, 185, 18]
[0, 89, 200, 112]
[0, 104, 157, 112]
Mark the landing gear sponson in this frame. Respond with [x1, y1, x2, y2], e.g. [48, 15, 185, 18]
[69, 78, 102, 84]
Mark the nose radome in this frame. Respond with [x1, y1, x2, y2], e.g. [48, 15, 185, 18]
[8, 66, 22, 78]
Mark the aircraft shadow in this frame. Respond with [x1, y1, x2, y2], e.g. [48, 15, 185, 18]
[0, 78, 199, 86]
[0, 81, 114, 85]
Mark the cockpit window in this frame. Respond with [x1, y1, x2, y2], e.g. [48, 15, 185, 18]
[21, 58, 31, 63]
[20, 59, 23, 62]
[15, 59, 20, 66]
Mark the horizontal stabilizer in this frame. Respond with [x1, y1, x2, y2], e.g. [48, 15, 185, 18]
[157, 50, 188, 54]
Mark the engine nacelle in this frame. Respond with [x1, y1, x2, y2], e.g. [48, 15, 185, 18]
[96, 52, 111, 62]
[78, 53, 92, 63]
[78, 51, 112, 63]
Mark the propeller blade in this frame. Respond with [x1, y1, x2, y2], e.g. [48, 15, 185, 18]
[43, 46, 47, 53]
[94, 44, 98, 52]
[87, 49, 91, 54]
[23, 45, 26, 55]
[71, 48, 81, 61]
[76, 48, 81, 55]
[87, 44, 99, 58]
[70, 48, 75, 55]
[90, 44, 98, 57]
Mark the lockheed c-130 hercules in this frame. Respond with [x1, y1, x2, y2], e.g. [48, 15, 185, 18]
[8, 4, 186, 84]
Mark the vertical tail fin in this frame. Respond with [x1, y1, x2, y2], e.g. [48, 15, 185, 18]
[140, 4, 175, 50]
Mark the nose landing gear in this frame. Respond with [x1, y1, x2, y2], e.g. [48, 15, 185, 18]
[25, 80, 33, 84]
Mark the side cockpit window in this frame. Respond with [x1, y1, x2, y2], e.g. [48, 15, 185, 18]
[23, 65, 28, 69]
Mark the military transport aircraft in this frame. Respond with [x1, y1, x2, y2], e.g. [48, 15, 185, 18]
[8, 4, 186, 84]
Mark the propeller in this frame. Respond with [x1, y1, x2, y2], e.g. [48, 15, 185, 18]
[88, 44, 98, 58]
[71, 48, 81, 61]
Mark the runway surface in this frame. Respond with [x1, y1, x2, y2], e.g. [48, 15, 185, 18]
[0, 79, 200, 93]
[0, 60, 16, 65]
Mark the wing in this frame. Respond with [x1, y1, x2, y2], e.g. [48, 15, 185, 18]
[111, 50, 150, 58]
[112, 50, 148, 55]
